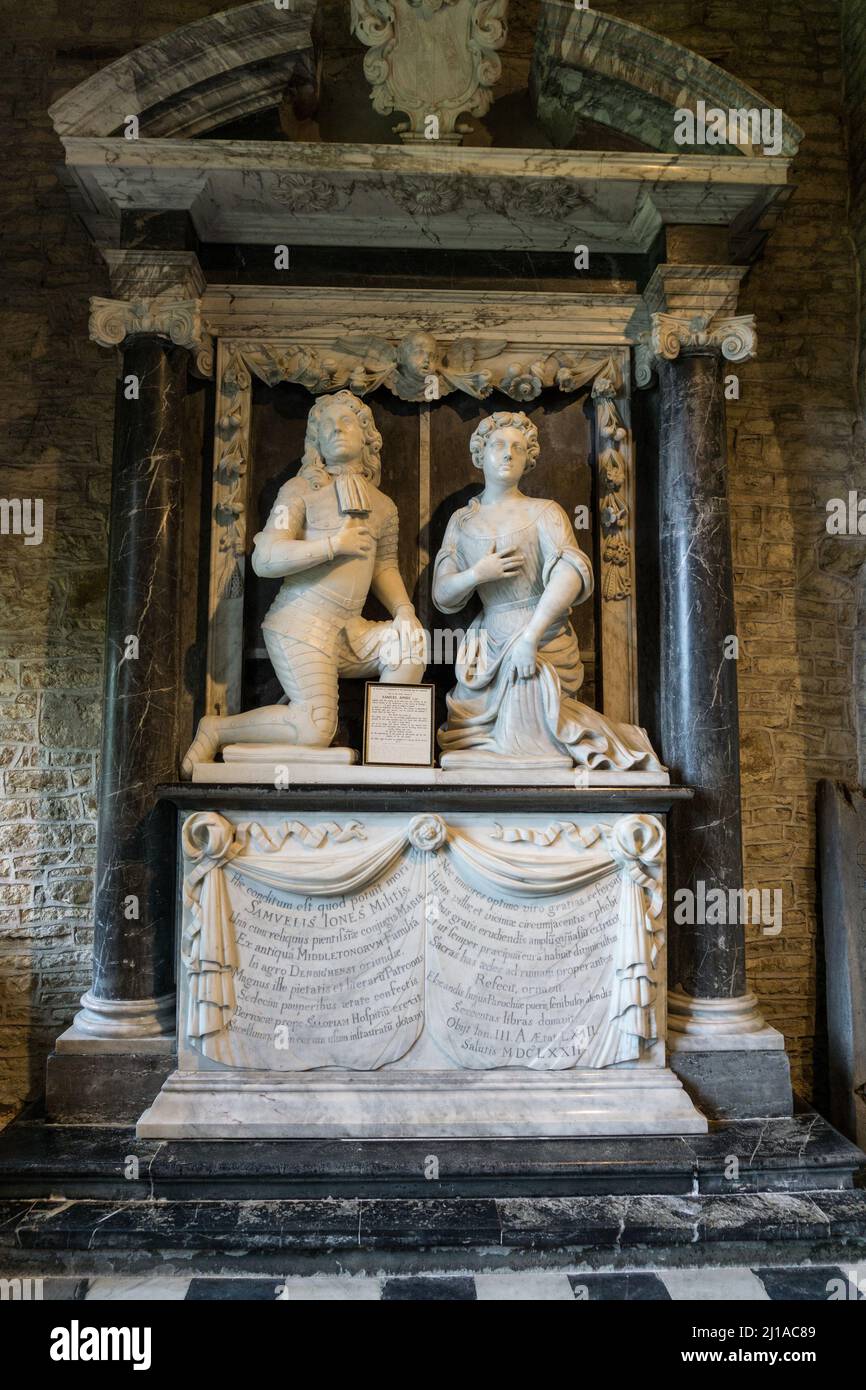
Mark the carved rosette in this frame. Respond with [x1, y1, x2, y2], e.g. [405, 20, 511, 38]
[350, 0, 508, 143]
[592, 361, 632, 603]
[486, 178, 590, 221]
[389, 176, 468, 217]
[407, 814, 448, 852]
[272, 174, 351, 213]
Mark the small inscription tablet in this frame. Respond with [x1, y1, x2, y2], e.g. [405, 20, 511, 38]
[363, 682, 436, 766]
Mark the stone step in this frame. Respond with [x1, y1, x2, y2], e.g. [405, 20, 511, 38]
[0, 1110, 862, 1202]
[1, 1190, 865, 1278]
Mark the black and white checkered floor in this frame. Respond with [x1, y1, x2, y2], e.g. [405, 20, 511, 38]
[11, 1263, 866, 1301]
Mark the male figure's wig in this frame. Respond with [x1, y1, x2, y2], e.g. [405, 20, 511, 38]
[300, 390, 383, 487]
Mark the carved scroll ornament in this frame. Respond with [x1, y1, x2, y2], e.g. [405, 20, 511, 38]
[350, 0, 508, 143]
[89, 294, 214, 378]
[641, 310, 757, 373]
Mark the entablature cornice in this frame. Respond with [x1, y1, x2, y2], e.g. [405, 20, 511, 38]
[193, 286, 643, 400]
[198, 285, 643, 346]
[59, 137, 796, 257]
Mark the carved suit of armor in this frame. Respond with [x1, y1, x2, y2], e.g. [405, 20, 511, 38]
[180, 389, 424, 775]
[255, 472, 409, 744]
[260, 474, 399, 655]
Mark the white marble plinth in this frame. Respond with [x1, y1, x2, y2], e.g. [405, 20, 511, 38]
[440, 750, 574, 771]
[136, 1067, 707, 1138]
[192, 760, 669, 787]
[222, 744, 357, 765]
[149, 806, 703, 1139]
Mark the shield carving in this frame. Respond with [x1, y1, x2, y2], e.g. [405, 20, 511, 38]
[351, 0, 509, 142]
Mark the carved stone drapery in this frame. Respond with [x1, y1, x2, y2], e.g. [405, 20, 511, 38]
[179, 808, 665, 1067]
[350, 0, 509, 143]
[89, 251, 214, 377]
[234, 334, 615, 405]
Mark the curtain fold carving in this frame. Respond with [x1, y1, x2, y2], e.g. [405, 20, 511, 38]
[180, 810, 665, 1067]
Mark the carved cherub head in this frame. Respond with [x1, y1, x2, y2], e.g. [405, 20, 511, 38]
[300, 390, 383, 486]
[469, 411, 540, 480]
[396, 331, 441, 383]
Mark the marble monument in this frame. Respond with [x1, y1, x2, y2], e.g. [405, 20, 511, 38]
[39, 0, 809, 1149]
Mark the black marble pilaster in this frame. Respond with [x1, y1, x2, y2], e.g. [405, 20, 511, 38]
[88, 338, 188, 1015]
[658, 350, 746, 999]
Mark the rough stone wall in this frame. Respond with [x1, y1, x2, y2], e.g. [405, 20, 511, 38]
[0, 0, 861, 1120]
[843, 0, 866, 412]
[841, 0, 866, 784]
[0, 1, 220, 1128]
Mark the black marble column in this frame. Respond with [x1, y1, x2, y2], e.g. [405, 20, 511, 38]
[658, 350, 746, 1000]
[76, 337, 188, 1038]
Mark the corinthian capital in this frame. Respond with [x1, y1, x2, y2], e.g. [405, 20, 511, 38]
[89, 250, 213, 376]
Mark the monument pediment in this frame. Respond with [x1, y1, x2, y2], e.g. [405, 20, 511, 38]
[47, 0, 320, 140]
[531, 2, 804, 158]
[48, 1, 802, 258]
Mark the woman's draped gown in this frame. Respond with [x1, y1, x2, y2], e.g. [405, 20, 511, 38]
[432, 497, 664, 771]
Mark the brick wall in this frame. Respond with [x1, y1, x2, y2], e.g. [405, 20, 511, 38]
[841, 0, 866, 783]
[0, 0, 862, 1120]
[843, 0, 866, 411]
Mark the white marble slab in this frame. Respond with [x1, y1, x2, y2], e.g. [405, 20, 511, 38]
[660, 1268, 770, 1301]
[192, 761, 669, 787]
[85, 1277, 190, 1301]
[474, 1271, 576, 1301]
[137, 1067, 706, 1138]
[58, 139, 796, 252]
